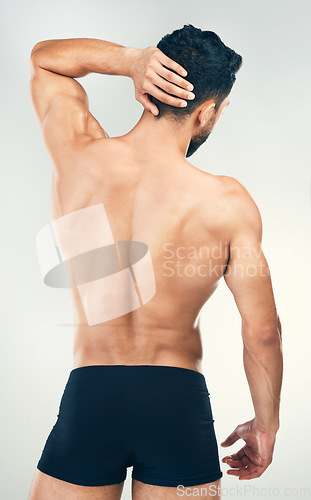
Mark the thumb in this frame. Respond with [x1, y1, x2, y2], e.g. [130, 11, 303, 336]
[139, 94, 159, 116]
[220, 428, 240, 447]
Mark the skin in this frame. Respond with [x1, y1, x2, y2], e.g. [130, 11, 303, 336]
[28, 40, 283, 499]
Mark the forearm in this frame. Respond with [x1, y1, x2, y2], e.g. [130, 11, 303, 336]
[242, 319, 283, 433]
[30, 37, 136, 79]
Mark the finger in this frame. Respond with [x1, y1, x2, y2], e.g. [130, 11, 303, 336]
[156, 51, 188, 78]
[143, 81, 189, 108]
[239, 462, 263, 475]
[154, 60, 194, 91]
[227, 464, 252, 476]
[239, 474, 260, 480]
[138, 93, 159, 116]
[223, 451, 250, 468]
[223, 448, 247, 462]
[234, 463, 267, 480]
[237, 467, 266, 480]
[151, 67, 195, 101]
[227, 469, 243, 477]
[239, 471, 265, 480]
[224, 459, 244, 468]
[223, 456, 251, 468]
[221, 429, 240, 447]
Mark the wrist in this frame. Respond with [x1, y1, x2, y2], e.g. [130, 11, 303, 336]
[253, 417, 279, 434]
[122, 46, 141, 79]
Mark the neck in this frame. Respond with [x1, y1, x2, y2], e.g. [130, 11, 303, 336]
[122, 109, 193, 159]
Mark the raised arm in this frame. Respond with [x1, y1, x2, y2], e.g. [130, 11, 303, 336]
[29, 38, 195, 172]
[30, 38, 194, 124]
[220, 177, 283, 480]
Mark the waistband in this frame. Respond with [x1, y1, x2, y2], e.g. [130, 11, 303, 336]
[67, 364, 208, 390]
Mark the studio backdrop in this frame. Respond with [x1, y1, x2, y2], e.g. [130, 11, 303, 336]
[1, 1, 310, 499]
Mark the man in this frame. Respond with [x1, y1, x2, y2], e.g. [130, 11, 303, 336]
[29, 24, 283, 500]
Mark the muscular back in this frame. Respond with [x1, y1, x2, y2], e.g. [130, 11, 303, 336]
[50, 137, 234, 370]
[30, 54, 276, 373]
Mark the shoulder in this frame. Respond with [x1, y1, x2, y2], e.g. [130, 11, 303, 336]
[217, 175, 261, 214]
[213, 174, 263, 238]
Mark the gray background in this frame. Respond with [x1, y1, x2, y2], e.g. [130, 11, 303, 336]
[1, 0, 310, 498]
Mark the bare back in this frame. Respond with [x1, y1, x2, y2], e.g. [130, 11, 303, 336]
[51, 137, 232, 372]
[29, 38, 283, 500]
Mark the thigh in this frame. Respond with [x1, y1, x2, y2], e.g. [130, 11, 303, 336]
[29, 469, 124, 500]
[132, 478, 222, 499]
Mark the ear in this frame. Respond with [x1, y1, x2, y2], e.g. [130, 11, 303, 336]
[201, 102, 216, 126]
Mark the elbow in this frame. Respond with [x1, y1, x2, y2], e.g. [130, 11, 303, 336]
[29, 42, 48, 79]
[242, 321, 282, 347]
[260, 331, 280, 346]
[30, 41, 48, 58]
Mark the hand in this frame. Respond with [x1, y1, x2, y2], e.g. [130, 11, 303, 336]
[128, 46, 195, 116]
[221, 418, 277, 480]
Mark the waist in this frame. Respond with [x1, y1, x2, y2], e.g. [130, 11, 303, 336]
[67, 364, 208, 391]
[72, 354, 203, 375]
[72, 324, 203, 371]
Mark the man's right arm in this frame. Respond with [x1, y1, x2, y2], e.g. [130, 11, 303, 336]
[220, 177, 283, 479]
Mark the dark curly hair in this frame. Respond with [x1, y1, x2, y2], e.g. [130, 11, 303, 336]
[148, 24, 242, 121]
